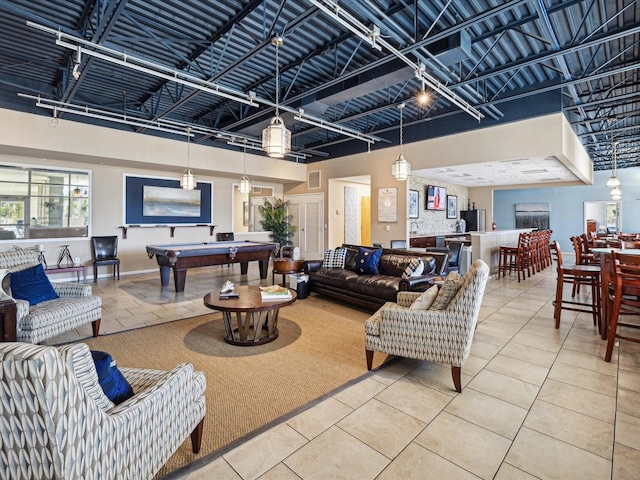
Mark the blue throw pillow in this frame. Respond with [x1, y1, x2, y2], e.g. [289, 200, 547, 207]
[10, 263, 59, 305]
[355, 247, 383, 275]
[91, 350, 134, 405]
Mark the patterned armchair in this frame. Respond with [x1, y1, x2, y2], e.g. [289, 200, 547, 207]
[0, 342, 206, 479]
[365, 259, 490, 392]
[0, 249, 102, 343]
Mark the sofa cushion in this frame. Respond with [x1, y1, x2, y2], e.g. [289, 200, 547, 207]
[322, 248, 347, 269]
[402, 258, 424, 279]
[430, 271, 463, 310]
[91, 350, 134, 405]
[308, 268, 359, 290]
[378, 254, 411, 276]
[410, 284, 439, 310]
[351, 275, 400, 302]
[355, 247, 383, 275]
[343, 246, 361, 270]
[10, 263, 59, 305]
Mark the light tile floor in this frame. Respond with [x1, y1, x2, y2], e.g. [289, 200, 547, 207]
[49, 261, 640, 480]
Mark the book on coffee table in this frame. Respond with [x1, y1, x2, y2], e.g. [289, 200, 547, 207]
[259, 285, 292, 301]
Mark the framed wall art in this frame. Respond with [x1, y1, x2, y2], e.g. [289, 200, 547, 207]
[378, 187, 397, 222]
[446, 195, 458, 219]
[124, 174, 212, 225]
[408, 189, 419, 219]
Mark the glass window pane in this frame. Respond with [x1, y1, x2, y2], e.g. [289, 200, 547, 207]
[0, 183, 29, 195]
[1, 165, 90, 240]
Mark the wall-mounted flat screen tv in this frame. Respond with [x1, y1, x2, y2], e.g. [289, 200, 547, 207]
[426, 185, 447, 211]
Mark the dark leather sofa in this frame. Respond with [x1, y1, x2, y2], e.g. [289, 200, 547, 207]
[302, 244, 449, 311]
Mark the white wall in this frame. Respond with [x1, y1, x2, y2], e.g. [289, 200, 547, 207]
[287, 113, 592, 247]
[0, 156, 283, 278]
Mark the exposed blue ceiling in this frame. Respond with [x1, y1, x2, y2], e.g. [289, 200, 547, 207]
[0, 0, 637, 171]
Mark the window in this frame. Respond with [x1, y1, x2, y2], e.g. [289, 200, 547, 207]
[0, 165, 90, 240]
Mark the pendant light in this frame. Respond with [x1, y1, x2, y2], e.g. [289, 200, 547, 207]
[181, 127, 196, 190]
[392, 103, 411, 180]
[609, 138, 621, 200]
[239, 141, 251, 194]
[606, 119, 620, 188]
[606, 141, 621, 188]
[262, 36, 291, 158]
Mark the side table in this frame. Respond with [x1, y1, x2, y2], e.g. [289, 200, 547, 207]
[45, 265, 86, 282]
[272, 259, 304, 286]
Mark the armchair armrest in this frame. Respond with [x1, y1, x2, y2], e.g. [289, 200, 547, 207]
[109, 363, 204, 416]
[397, 291, 420, 308]
[53, 282, 93, 297]
[120, 366, 179, 393]
[15, 299, 29, 321]
[303, 259, 323, 273]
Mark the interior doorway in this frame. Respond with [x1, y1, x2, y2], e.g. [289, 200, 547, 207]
[285, 193, 324, 260]
[584, 200, 621, 234]
[327, 176, 371, 248]
[232, 185, 274, 232]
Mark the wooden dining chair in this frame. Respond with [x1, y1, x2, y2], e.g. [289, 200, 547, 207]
[550, 241, 602, 333]
[604, 251, 640, 362]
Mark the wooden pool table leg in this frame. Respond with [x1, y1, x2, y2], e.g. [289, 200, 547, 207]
[240, 262, 248, 275]
[159, 266, 171, 286]
[258, 259, 269, 279]
[174, 269, 187, 292]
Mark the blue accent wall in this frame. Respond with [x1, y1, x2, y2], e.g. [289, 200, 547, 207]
[494, 168, 640, 249]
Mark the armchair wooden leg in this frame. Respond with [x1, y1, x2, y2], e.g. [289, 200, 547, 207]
[92, 319, 101, 337]
[191, 418, 204, 453]
[451, 365, 462, 393]
[366, 349, 373, 370]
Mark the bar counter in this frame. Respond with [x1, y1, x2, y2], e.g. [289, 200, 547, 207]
[470, 229, 534, 274]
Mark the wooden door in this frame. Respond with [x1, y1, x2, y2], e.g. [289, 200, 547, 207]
[361, 196, 370, 246]
[285, 193, 324, 260]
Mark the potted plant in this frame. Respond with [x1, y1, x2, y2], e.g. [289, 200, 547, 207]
[258, 197, 296, 258]
[258, 197, 302, 280]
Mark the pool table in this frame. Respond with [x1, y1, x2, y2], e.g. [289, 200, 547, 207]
[146, 241, 277, 292]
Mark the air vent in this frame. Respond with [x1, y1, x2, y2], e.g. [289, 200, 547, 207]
[308, 170, 321, 189]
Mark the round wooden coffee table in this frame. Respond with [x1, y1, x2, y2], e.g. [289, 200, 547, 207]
[203, 285, 297, 346]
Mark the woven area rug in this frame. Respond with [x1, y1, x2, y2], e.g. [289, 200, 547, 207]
[84, 295, 386, 478]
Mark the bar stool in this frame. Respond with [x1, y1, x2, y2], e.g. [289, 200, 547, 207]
[604, 251, 640, 362]
[550, 241, 601, 333]
[498, 233, 529, 281]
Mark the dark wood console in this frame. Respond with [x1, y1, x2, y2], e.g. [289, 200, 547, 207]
[410, 233, 469, 248]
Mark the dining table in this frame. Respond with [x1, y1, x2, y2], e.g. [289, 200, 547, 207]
[591, 248, 640, 340]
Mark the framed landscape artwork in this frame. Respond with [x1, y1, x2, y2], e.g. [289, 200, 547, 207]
[124, 175, 212, 225]
[426, 185, 446, 211]
[447, 195, 458, 219]
[408, 189, 419, 219]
